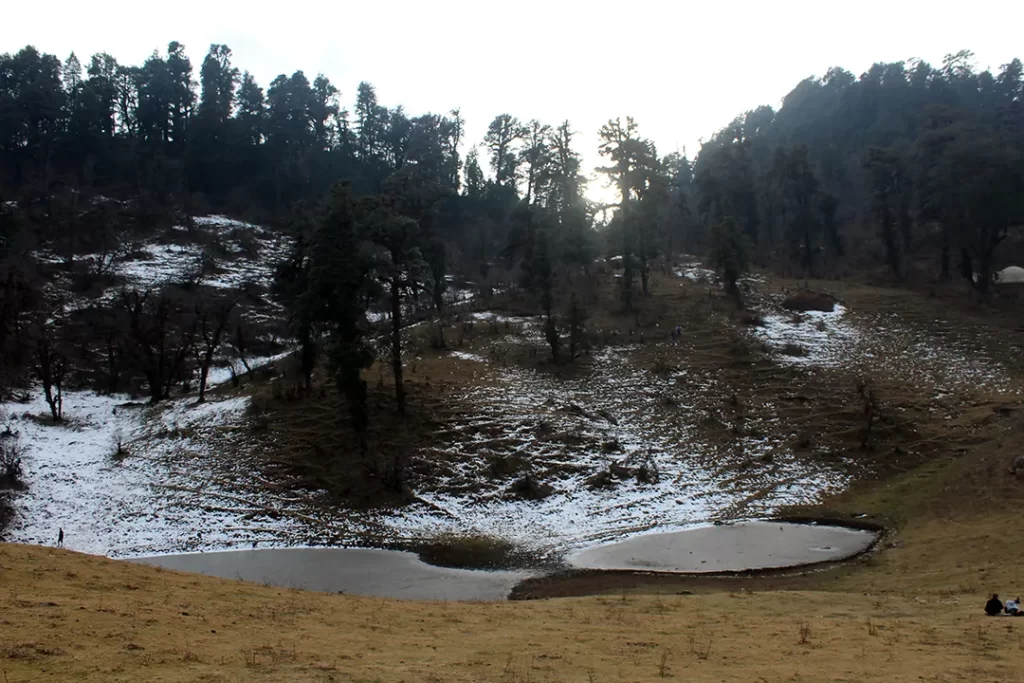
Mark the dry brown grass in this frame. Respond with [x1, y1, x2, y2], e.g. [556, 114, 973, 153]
[5, 265, 1024, 681]
[2, 542, 1024, 683]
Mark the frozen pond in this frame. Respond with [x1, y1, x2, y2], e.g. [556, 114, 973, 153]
[569, 521, 877, 573]
[127, 522, 876, 601]
[130, 547, 528, 601]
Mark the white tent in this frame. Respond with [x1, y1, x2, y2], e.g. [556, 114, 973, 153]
[996, 266, 1024, 284]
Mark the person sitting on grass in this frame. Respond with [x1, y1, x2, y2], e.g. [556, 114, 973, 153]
[1006, 597, 1022, 616]
[986, 594, 1005, 616]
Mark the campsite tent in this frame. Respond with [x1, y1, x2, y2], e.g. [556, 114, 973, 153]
[996, 266, 1024, 284]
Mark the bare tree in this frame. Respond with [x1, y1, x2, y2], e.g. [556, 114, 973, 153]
[34, 334, 67, 421]
[193, 290, 239, 402]
[118, 288, 196, 403]
[228, 320, 254, 381]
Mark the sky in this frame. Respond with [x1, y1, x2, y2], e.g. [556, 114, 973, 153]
[3, 0, 1021, 203]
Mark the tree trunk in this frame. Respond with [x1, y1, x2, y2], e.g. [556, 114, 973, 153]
[434, 320, 446, 350]
[198, 350, 214, 403]
[147, 369, 164, 403]
[619, 175, 633, 313]
[977, 248, 994, 303]
[389, 270, 405, 416]
[544, 315, 560, 363]
[568, 293, 582, 363]
[621, 259, 634, 312]
[37, 339, 62, 421]
[899, 198, 913, 253]
[880, 208, 902, 280]
[105, 338, 120, 394]
[639, 228, 651, 296]
[41, 376, 60, 421]
[939, 224, 951, 281]
[803, 220, 813, 277]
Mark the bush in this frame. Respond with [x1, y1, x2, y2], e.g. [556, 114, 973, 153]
[782, 291, 836, 313]
[728, 334, 757, 357]
[709, 217, 751, 307]
[650, 356, 676, 375]
[780, 342, 808, 357]
[110, 429, 130, 461]
[0, 432, 25, 491]
[510, 473, 553, 500]
[487, 453, 527, 478]
[0, 494, 12, 537]
[418, 533, 542, 570]
[229, 228, 260, 258]
[585, 467, 617, 490]
[741, 311, 766, 326]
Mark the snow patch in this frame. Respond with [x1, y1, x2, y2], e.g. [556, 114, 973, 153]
[449, 351, 487, 363]
[3, 389, 304, 557]
[753, 305, 859, 366]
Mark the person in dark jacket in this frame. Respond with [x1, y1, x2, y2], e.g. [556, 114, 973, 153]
[986, 594, 1004, 616]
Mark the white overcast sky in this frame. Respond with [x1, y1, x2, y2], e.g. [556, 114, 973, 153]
[4, 0, 1021, 201]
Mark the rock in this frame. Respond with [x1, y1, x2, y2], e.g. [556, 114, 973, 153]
[1010, 455, 1024, 478]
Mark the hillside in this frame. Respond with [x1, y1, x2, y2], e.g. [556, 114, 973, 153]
[3, 252, 1024, 680]
[5, 220, 1024, 554]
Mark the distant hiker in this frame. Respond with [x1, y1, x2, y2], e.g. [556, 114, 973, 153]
[57, 528, 64, 548]
[671, 325, 683, 344]
[986, 594, 1004, 616]
[1007, 597, 1022, 615]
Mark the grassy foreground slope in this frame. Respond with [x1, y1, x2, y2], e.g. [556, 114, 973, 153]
[0, 540, 1021, 683]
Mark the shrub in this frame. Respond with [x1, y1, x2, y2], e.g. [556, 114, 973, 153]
[111, 429, 130, 461]
[585, 467, 617, 490]
[510, 473, 553, 500]
[782, 291, 836, 313]
[0, 432, 25, 490]
[487, 453, 527, 478]
[780, 343, 808, 357]
[741, 311, 766, 326]
[0, 494, 13, 538]
[650, 356, 676, 375]
[419, 533, 536, 570]
[709, 217, 751, 307]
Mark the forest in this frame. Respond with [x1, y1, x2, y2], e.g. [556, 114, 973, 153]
[1, 41, 1023, 449]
